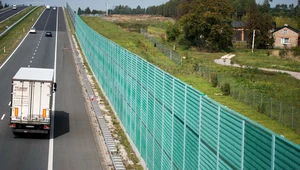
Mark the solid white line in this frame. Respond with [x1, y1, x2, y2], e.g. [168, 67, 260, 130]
[1, 114, 5, 120]
[8, 101, 11, 106]
[0, 8, 45, 70]
[48, 7, 59, 170]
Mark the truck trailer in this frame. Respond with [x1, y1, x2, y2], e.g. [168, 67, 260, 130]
[9, 67, 56, 135]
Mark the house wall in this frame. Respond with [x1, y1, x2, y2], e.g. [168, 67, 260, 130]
[273, 28, 299, 48]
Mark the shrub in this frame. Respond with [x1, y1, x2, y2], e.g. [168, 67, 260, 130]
[257, 103, 266, 114]
[211, 73, 218, 87]
[221, 82, 230, 95]
[292, 46, 300, 57]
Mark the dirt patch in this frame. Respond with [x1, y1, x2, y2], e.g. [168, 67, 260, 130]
[104, 14, 173, 22]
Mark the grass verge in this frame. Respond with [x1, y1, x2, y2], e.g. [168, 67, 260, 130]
[65, 12, 143, 169]
[82, 16, 300, 145]
[0, 6, 44, 64]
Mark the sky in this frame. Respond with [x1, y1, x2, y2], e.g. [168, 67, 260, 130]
[2, 0, 298, 11]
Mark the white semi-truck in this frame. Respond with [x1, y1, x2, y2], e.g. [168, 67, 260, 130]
[9, 67, 56, 135]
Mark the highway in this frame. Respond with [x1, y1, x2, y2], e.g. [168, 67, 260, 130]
[0, 7, 109, 170]
[0, 6, 28, 22]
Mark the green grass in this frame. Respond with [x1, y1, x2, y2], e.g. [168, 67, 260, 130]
[232, 49, 300, 72]
[82, 16, 300, 145]
[0, 6, 44, 64]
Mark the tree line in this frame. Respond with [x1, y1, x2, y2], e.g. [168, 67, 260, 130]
[0, 1, 10, 9]
[78, 0, 300, 52]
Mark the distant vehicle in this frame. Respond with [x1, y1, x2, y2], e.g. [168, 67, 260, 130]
[53, 6, 56, 10]
[45, 31, 52, 37]
[9, 67, 56, 135]
[12, 5, 17, 10]
[46, 5, 50, 9]
[29, 27, 36, 34]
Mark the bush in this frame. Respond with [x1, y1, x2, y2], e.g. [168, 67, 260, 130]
[211, 73, 218, 87]
[292, 46, 300, 57]
[257, 103, 266, 114]
[221, 82, 230, 95]
[166, 22, 180, 42]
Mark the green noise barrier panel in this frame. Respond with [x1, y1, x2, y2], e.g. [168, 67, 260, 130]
[67, 4, 300, 169]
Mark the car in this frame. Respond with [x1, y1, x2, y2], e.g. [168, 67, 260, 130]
[12, 5, 17, 10]
[53, 7, 56, 10]
[46, 5, 50, 9]
[29, 27, 36, 34]
[45, 31, 52, 37]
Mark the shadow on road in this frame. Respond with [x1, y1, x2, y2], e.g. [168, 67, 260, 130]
[54, 110, 70, 138]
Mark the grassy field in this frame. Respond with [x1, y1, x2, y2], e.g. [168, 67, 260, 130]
[0, 6, 44, 64]
[82, 16, 300, 145]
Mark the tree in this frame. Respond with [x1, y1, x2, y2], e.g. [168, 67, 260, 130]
[4, 3, 8, 8]
[0, 1, 3, 9]
[78, 7, 82, 15]
[91, 10, 98, 14]
[297, 0, 300, 29]
[245, 1, 274, 49]
[179, 0, 233, 51]
[84, 7, 91, 14]
[166, 22, 181, 41]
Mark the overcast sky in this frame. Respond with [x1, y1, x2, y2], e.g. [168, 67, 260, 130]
[2, 0, 298, 11]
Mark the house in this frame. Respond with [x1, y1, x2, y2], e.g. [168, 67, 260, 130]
[273, 24, 300, 49]
[231, 21, 247, 42]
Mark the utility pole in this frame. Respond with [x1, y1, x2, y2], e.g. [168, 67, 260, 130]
[252, 29, 255, 53]
[106, 0, 108, 16]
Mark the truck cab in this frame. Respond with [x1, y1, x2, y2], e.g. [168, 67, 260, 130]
[12, 5, 17, 10]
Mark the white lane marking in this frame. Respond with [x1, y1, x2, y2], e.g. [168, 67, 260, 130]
[0, 8, 45, 70]
[36, 46, 38, 49]
[8, 101, 11, 106]
[32, 56, 34, 59]
[48, 7, 59, 170]
[37, 44, 39, 46]
[28, 65, 30, 67]
[1, 114, 5, 120]
[35, 49, 37, 52]
[33, 53, 35, 55]
[30, 61, 32, 63]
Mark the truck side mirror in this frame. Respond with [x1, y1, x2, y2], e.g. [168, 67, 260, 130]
[53, 83, 57, 92]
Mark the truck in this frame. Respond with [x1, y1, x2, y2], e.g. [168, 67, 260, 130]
[12, 5, 17, 10]
[9, 67, 56, 135]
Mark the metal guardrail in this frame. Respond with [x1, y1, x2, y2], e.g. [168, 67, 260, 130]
[65, 4, 126, 170]
[0, 6, 38, 39]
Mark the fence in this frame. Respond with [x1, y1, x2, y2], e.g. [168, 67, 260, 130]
[196, 65, 300, 133]
[67, 3, 300, 169]
[141, 28, 182, 66]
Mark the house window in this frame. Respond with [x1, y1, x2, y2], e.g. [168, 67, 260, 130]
[283, 29, 287, 35]
[281, 38, 290, 44]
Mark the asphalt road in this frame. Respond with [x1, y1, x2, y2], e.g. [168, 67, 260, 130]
[0, 7, 108, 170]
[0, 6, 28, 22]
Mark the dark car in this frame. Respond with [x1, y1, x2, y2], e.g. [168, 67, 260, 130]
[45, 31, 52, 37]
